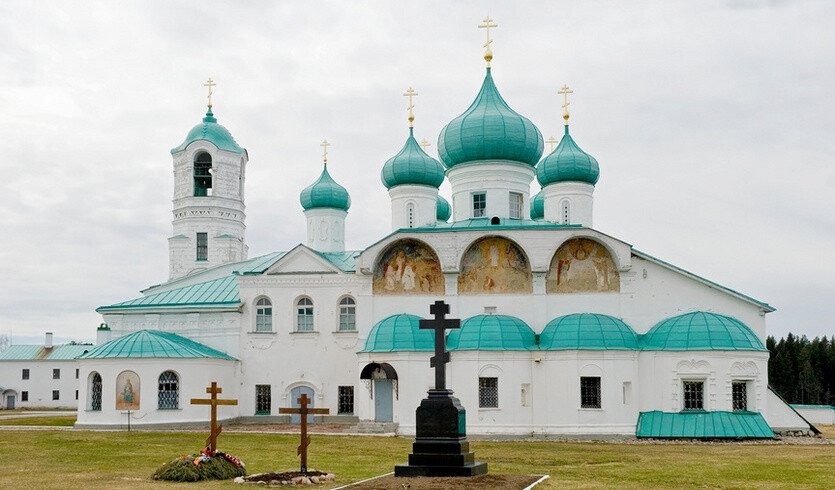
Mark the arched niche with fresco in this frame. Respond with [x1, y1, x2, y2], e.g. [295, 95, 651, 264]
[458, 237, 532, 294]
[373, 239, 445, 295]
[547, 237, 620, 294]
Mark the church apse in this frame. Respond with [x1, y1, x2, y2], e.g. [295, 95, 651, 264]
[373, 239, 445, 295]
[547, 238, 620, 293]
[458, 237, 532, 294]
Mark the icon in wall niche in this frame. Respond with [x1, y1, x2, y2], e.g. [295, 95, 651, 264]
[547, 238, 620, 293]
[116, 370, 140, 410]
[373, 239, 445, 295]
[458, 237, 532, 294]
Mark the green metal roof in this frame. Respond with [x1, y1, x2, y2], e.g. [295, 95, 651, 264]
[636, 411, 774, 439]
[540, 313, 639, 350]
[537, 125, 600, 186]
[436, 195, 451, 222]
[641, 312, 766, 351]
[447, 315, 537, 351]
[99, 275, 240, 312]
[790, 404, 835, 410]
[313, 250, 359, 272]
[530, 191, 544, 220]
[171, 109, 244, 154]
[381, 128, 446, 189]
[360, 314, 434, 352]
[0, 344, 93, 361]
[438, 67, 543, 168]
[77, 330, 236, 360]
[300, 164, 351, 211]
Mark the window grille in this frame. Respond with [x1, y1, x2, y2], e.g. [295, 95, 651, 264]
[561, 200, 571, 224]
[52, 390, 59, 401]
[194, 152, 212, 197]
[75, 368, 79, 379]
[22, 369, 29, 380]
[21, 391, 28, 402]
[580, 376, 602, 408]
[196, 233, 208, 261]
[255, 385, 271, 415]
[158, 371, 179, 410]
[90, 373, 102, 411]
[338, 386, 354, 414]
[338, 297, 356, 331]
[683, 381, 705, 410]
[732, 381, 748, 411]
[296, 298, 314, 331]
[479, 377, 498, 408]
[509, 192, 523, 219]
[53, 368, 60, 380]
[472, 193, 486, 218]
[75, 390, 78, 400]
[255, 297, 273, 332]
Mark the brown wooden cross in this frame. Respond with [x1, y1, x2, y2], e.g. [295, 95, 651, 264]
[190, 381, 238, 451]
[279, 393, 329, 472]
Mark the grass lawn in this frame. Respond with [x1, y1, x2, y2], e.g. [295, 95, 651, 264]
[0, 415, 77, 426]
[0, 430, 832, 489]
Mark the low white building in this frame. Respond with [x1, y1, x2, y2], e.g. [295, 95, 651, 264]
[791, 405, 835, 426]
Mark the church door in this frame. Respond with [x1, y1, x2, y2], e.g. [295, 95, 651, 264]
[6, 394, 15, 409]
[374, 379, 393, 422]
[290, 386, 315, 424]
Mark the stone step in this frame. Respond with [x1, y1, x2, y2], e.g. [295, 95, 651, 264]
[353, 420, 399, 433]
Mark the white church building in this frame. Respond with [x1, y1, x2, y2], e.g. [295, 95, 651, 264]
[74, 34, 813, 438]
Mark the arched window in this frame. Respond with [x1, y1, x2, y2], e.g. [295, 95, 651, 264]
[338, 297, 356, 331]
[296, 297, 314, 331]
[194, 152, 212, 196]
[158, 371, 179, 410]
[89, 372, 102, 411]
[406, 203, 415, 228]
[255, 297, 273, 332]
[561, 199, 571, 225]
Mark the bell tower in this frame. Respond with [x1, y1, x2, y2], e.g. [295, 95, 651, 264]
[168, 79, 248, 279]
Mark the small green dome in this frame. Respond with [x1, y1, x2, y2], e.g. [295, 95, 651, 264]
[447, 315, 537, 351]
[436, 195, 451, 222]
[641, 312, 766, 351]
[300, 164, 351, 211]
[438, 68, 543, 168]
[171, 109, 244, 155]
[382, 128, 446, 189]
[530, 191, 544, 220]
[540, 313, 639, 350]
[537, 125, 599, 186]
[77, 330, 236, 360]
[361, 314, 434, 352]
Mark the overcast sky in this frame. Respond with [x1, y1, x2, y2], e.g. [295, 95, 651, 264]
[1, 1, 833, 344]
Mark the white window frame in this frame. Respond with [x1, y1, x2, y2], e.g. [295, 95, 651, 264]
[255, 297, 273, 332]
[509, 192, 523, 219]
[337, 296, 356, 331]
[472, 192, 486, 218]
[295, 297, 314, 332]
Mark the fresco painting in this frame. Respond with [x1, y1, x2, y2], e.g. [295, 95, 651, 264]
[373, 239, 445, 294]
[547, 238, 620, 293]
[458, 237, 532, 294]
[115, 370, 140, 410]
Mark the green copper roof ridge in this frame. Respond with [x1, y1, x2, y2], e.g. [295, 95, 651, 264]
[537, 125, 600, 186]
[300, 164, 351, 211]
[381, 127, 445, 189]
[640, 311, 766, 351]
[78, 330, 237, 360]
[171, 108, 244, 155]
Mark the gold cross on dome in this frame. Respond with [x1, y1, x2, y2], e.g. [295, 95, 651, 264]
[403, 87, 418, 128]
[419, 138, 431, 151]
[478, 15, 498, 66]
[558, 84, 574, 124]
[203, 77, 216, 109]
[546, 136, 558, 152]
[320, 140, 330, 164]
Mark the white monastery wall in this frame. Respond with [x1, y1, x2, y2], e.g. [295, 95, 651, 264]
[792, 406, 835, 425]
[0, 360, 81, 409]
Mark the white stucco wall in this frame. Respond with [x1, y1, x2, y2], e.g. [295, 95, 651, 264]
[791, 406, 835, 425]
[0, 360, 81, 409]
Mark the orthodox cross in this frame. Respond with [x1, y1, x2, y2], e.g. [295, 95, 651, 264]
[419, 300, 461, 391]
[546, 135, 558, 152]
[558, 84, 574, 124]
[190, 381, 238, 451]
[320, 140, 330, 165]
[478, 16, 498, 66]
[419, 138, 431, 151]
[203, 77, 216, 109]
[403, 87, 418, 128]
[279, 393, 330, 472]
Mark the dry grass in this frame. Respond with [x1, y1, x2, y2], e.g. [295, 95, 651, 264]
[0, 415, 76, 426]
[817, 424, 835, 439]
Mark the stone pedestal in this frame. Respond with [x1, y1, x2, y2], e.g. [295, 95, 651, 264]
[394, 389, 487, 477]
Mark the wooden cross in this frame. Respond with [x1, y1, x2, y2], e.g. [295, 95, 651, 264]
[190, 381, 237, 451]
[419, 138, 431, 151]
[203, 77, 216, 109]
[419, 300, 461, 391]
[403, 87, 418, 128]
[279, 393, 329, 472]
[558, 84, 574, 124]
[546, 135, 558, 152]
[478, 15, 498, 66]
[320, 140, 330, 165]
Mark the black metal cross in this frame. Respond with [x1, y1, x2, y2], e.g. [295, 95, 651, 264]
[419, 300, 460, 390]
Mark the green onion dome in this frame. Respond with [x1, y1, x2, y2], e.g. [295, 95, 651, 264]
[381, 128, 446, 189]
[447, 315, 537, 351]
[171, 108, 244, 154]
[299, 164, 351, 211]
[540, 313, 639, 350]
[536, 125, 599, 186]
[438, 68, 543, 168]
[530, 191, 544, 220]
[360, 314, 434, 352]
[641, 312, 766, 351]
[436, 195, 451, 222]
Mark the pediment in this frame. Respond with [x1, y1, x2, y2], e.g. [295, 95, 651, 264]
[263, 245, 341, 275]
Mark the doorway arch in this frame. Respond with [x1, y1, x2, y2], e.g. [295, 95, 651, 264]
[360, 363, 398, 422]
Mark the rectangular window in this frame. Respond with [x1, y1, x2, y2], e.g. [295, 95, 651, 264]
[22, 369, 29, 380]
[53, 369, 60, 380]
[472, 193, 486, 218]
[623, 381, 632, 405]
[683, 380, 705, 410]
[75, 368, 79, 379]
[255, 385, 271, 415]
[339, 299, 356, 331]
[52, 390, 59, 401]
[196, 232, 208, 261]
[509, 192, 523, 219]
[478, 377, 498, 408]
[21, 391, 28, 402]
[75, 390, 79, 400]
[732, 381, 748, 411]
[338, 386, 354, 414]
[580, 377, 602, 409]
